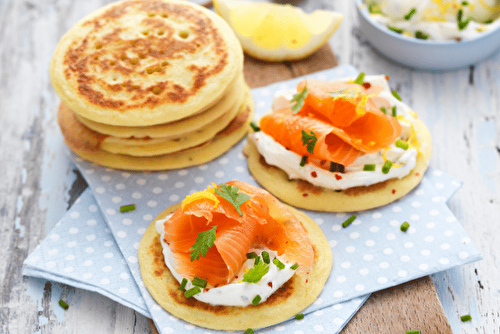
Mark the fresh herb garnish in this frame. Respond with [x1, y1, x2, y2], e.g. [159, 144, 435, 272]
[457, 9, 472, 30]
[244, 329, 254, 334]
[300, 155, 308, 167]
[184, 286, 201, 298]
[460, 314, 472, 322]
[380, 106, 387, 114]
[291, 86, 308, 114]
[301, 130, 317, 154]
[392, 106, 397, 117]
[400, 221, 410, 232]
[189, 226, 217, 262]
[243, 260, 269, 283]
[382, 160, 393, 174]
[367, 1, 382, 14]
[415, 30, 429, 40]
[262, 251, 270, 264]
[290, 263, 299, 270]
[120, 204, 136, 213]
[246, 252, 258, 260]
[388, 26, 404, 34]
[192, 276, 207, 288]
[273, 258, 285, 270]
[392, 90, 402, 101]
[179, 278, 188, 291]
[406, 331, 420, 334]
[404, 8, 416, 20]
[354, 72, 365, 85]
[395, 139, 409, 150]
[330, 162, 345, 173]
[59, 300, 69, 310]
[250, 121, 260, 132]
[363, 164, 376, 171]
[342, 214, 356, 228]
[252, 295, 262, 306]
[295, 313, 304, 320]
[215, 184, 251, 216]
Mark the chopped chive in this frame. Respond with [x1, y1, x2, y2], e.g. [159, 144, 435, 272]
[392, 90, 402, 101]
[120, 204, 135, 213]
[246, 252, 258, 259]
[380, 106, 387, 114]
[363, 164, 376, 171]
[59, 299, 69, 310]
[395, 139, 409, 150]
[388, 26, 404, 34]
[184, 286, 201, 298]
[291, 263, 299, 270]
[250, 121, 260, 132]
[367, 1, 382, 14]
[400, 221, 410, 232]
[382, 160, 393, 174]
[406, 331, 420, 334]
[342, 214, 356, 228]
[460, 314, 472, 322]
[295, 313, 304, 320]
[457, 9, 472, 30]
[330, 162, 345, 173]
[254, 256, 261, 265]
[404, 8, 417, 20]
[415, 30, 429, 40]
[178, 278, 188, 291]
[262, 251, 270, 264]
[300, 155, 308, 167]
[273, 258, 285, 270]
[392, 106, 397, 117]
[354, 72, 365, 85]
[462, 1, 469, 5]
[252, 295, 262, 306]
[192, 276, 207, 288]
[244, 329, 254, 334]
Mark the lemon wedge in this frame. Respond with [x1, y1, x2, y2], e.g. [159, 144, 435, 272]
[213, 0, 344, 62]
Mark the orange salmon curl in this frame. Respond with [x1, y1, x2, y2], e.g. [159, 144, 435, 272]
[161, 181, 314, 287]
[259, 79, 402, 166]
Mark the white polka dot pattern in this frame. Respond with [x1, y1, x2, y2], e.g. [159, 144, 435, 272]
[24, 66, 481, 334]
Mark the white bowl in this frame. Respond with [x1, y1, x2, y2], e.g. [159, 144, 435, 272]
[355, 0, 500, 71]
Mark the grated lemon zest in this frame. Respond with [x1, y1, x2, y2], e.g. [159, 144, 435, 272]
[181, 185, 219, 211]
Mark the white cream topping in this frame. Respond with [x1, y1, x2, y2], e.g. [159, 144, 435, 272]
[365, 0, 500, 41]
[250, 75, 420, 191]
[155, 217, 296, 307]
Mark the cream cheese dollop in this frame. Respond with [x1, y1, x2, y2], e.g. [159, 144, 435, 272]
[155, 217, 296, 307]
[365, 0, 500, 41]
[250, 75, 420, 191]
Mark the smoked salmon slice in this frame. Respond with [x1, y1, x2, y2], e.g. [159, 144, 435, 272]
[259, 78, 402, 166]
[161, 181, 314, 287]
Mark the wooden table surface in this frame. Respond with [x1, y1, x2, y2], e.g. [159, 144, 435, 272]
[1, 0, 499, 333]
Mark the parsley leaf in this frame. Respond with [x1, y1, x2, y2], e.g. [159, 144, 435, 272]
[215, 184, 251, 216]
[301, 130, 317, 154]
[243, 260, 269, 283]
[290, 86, 308, 114]
[189, 226, 217, 262]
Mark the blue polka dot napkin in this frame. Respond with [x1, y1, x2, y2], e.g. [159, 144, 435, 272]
[24, 65, 482, 334]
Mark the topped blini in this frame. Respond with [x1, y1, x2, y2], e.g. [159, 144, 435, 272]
[139, 180, 332, 331]
[244, 74, 432, 212]
[50, 0, 243, 126]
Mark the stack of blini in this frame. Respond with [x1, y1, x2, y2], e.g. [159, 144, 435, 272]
[50, 0, 251, 170]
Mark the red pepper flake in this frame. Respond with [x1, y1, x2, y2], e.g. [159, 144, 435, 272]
[204, 288, 210, 293]
[268, 282, 273, 288]
[305, 279, 309, 283]
[335, 174, 342, 180]
[363, 82, 371, 89]
[392, 189, 396, 194]
[415, 172, 420, 176]
[311, 171, 317, 178]
[303, 193, 308, 197]
[385, 75, 390, 81]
